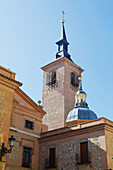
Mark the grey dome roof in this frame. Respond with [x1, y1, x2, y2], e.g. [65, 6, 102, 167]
[66, 107, 97, 122]
[76, 90, 87, 95]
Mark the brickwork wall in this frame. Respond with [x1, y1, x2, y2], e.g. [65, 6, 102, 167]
[42, 62, 65, 130]
[42, 59, 82, 130]
[64, 62, 81, 121]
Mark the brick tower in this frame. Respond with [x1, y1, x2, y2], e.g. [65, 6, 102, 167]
[42, 20, 84, 130]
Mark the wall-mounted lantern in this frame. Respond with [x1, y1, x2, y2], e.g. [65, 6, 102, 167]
[0, 135, 15, 161]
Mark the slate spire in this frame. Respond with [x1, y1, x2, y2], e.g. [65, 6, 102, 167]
[56, 20, 71, 60]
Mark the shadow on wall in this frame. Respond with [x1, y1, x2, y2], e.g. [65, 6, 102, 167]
[39, 137, 111, 170]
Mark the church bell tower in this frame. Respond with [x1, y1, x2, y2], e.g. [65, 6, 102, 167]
[42, 20, 84, 130]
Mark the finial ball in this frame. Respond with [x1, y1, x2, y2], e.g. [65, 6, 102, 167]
[62, 20, 65, 23]
[78, 77, 82, 81]
[38, 100, 41, 105]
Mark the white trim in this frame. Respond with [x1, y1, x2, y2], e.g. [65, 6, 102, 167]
[10, 127, 40, 138]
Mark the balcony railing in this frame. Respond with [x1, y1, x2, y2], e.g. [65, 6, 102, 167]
[45, 158, 57, 168]
[76, 152, 91, 164]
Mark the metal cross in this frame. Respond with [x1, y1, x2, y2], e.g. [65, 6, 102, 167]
[61, 10, 65, 20]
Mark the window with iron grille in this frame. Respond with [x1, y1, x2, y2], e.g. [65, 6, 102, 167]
[46, 71, 57, 87]
[70, 72, 80, 88]
[25, 120, 34, 130]
[51, 71, 56, 84]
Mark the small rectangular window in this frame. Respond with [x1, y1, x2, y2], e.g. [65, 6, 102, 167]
[51, 71, 56, 84]
[71, 72, 75, 86]
[25, 120, 34, 130]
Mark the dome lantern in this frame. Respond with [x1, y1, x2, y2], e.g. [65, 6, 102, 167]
[66, 77, 97, 125]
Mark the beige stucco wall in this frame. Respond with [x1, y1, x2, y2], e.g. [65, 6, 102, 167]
[5, 90, 43, 170]
[0, 67, 22, 170]
[104, 120, 113, 170]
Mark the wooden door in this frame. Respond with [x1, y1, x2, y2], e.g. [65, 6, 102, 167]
[49, 148, 56, 168]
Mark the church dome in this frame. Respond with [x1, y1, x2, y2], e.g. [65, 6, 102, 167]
[66, 107, 97, 122]
[66, 77, 97, 123]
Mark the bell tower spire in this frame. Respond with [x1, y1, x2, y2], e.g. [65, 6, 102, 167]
[42, 17, 84, 130]
[56, 14, 71, 60]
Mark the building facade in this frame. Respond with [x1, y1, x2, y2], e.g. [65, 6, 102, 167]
[40, 20, 113, 170]
[39, 118, 113, 170]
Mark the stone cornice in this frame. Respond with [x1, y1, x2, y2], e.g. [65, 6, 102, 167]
[39, 123, 105, 143]
[41, 57, 84, 73]
[104, 123, 113, 133]
[0, 73, 22, 89]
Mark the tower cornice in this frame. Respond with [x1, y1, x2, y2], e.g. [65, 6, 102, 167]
[41, 57, 84, 72]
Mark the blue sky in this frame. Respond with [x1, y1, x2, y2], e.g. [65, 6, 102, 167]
[1, 0, 113, 120]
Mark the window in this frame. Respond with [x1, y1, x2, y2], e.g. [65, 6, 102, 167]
[25, 120, 34, 130]
[80, 141, 89, 163]
[22, 146, 32, 168]
[49, 147, 56, 168]
[46, 71, 56, 87]
[46, 71, 57, 87]
[71, 72, 75, 86]
[70, 72, 80, 88]
[51, 71, 56, 84]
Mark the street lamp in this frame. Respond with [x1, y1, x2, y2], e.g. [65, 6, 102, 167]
[0, 135, 15, 161]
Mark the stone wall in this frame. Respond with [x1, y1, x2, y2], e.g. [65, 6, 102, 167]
[58, 141, 76, 169]
[5, 165, 35, 170]
[39, 127, 108, 170]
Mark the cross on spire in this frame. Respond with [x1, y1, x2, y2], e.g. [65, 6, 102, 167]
[55, 12, 72, 61]
[61, 10, 66, 23]
[61, 10, 65, 21]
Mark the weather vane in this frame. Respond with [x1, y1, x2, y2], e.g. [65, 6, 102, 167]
[61, 10, 65, 23]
